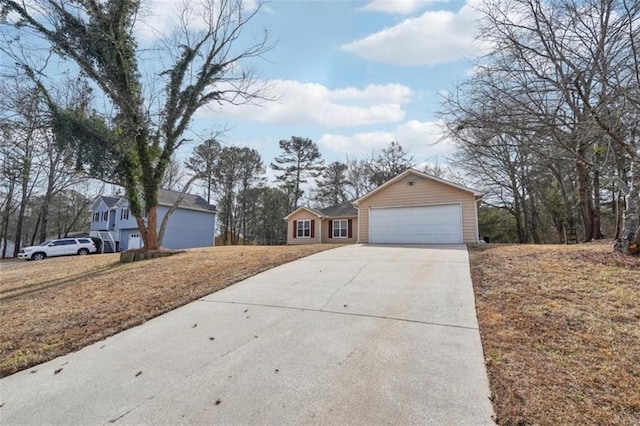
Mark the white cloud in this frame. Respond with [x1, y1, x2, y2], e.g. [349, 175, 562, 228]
[203, 80, 413, 128]
[318, 119, 456, 162]
[360, 0, 439, 15]
[134, 0, 263, 41]
[342, 1, 485, 66]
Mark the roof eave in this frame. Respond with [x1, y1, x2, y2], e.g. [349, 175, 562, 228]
[354, 169, 484, 203]
[284, 206, 324, 220]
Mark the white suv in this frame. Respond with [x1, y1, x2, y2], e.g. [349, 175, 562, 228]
[18, 238, 97, 260]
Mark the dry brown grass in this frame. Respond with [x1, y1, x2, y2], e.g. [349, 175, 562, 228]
[469, 242, 640, 425]
[0, 244, 340, 377]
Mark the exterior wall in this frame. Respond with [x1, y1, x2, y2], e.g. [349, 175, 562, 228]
[114, 201, 138, 230]
[156, 205, 216, 249]
[119, 229, 139, 251]
[89, 200, 112, 231]
[320, 217, 358, 243]
[357, 176, 478, 243]
[286, 210, 321, 244]
[92, 198, 215, 250]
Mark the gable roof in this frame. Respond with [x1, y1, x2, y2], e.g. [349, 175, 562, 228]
[96, 190, 216, 214]
[90, 195, 121, 211]
[157, 189, 216, 212]
[353, 169, 482, 206]
[284, 200, 358, 220]
[101, 196, 121, 208]
[319, 200, 357, 217]
[284, 206, 324, 220]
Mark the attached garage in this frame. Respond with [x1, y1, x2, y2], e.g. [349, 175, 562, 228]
[354, 169, 482, 244]
[369, 204, 463, 244]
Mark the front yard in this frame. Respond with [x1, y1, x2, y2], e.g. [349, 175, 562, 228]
[470, 242, 640, 425]
[0, 244, 340, 377]
[3, 241, 639, 424]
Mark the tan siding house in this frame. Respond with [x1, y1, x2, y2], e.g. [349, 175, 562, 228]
[285, 169, 482, 245]
[285, 203, 358, 245]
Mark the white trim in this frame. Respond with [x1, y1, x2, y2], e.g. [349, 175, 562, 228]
[332, 219, 349, 239]
[296, 219, 312, 238]
[353, 169, 482, 206]
[368, 202, 464, 244]
[284, 206, 324, 220]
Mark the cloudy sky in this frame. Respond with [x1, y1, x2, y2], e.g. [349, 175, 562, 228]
[155, 0, 484, 171]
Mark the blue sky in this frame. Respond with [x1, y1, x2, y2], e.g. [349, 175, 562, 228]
[3, 0, 484, 179]
[174, 0, 485, 174]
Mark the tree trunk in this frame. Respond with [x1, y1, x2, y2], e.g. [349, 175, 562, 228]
[29, 210, 41, 246]
[146, 206, 159, 250]
[613, 187, 622, 240]
[576, 160, 594, 242]
[158, 175, 200, 245]
[620, 159, 640, 249]
[592, 169, 604, 239]
[13, 174, 30, 257]
[135, 207, 159, 251]
[0, 182, 13, 258]
[528, 192, 542, 244]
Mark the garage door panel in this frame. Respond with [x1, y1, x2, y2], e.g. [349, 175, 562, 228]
[369, 204, 462, 244]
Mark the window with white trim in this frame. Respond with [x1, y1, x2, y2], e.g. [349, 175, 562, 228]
[120, 208, 129, 220]
[93, 212, 100, 223]
[333, 219, 348, 238]
[102, 211, 108, 221]
[296, 220, 311, 238]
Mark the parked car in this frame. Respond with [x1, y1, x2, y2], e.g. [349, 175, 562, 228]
[17, 238, 97, 260]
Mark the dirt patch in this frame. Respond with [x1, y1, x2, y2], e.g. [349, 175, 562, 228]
[0, 244, 341, 377]
[469, 242, 640, 425]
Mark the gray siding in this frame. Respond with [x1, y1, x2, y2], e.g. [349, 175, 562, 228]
[90, 201, 112, 231]
[157, 206, 216, 249]
[114, 201, 138, 230]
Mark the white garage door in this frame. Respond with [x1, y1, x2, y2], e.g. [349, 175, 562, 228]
[369, 204, 463, 244]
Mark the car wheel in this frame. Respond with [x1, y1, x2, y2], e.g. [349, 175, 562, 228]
[32, 252, 46, 261]
[78, 248, 89, 255]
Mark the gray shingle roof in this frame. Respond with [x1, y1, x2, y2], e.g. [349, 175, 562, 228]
[101, 196, 121, 208]
[158, 189, 216, 212]
[319, 201, 357, 217]
[98, 191, 215, 212]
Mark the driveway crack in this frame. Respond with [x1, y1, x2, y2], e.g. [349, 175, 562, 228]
[319, 261, 373, 311]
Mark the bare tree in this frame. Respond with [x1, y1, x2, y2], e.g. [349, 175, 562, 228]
[442, 0, 640, 247]
[367, 141, 413, 187]
[1, 0, 274, 253]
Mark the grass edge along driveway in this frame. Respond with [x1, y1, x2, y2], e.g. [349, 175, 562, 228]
[469, 242, 640, 425]
[0, 244, 341, 377]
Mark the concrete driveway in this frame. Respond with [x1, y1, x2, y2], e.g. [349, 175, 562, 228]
[1, 245, 494, 425]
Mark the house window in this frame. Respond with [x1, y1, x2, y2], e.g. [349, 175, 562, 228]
[93, 212, 100, 223]
[296, 220, 311, 238]
[102, 211, 108, 221]
[333, 220, 348, 238]
[120, 208, 129, 220]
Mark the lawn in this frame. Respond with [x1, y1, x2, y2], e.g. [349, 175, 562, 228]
[469, 242, 640, 425]
[0, 244, 340, 378]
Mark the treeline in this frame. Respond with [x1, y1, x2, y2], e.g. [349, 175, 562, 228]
[442, 0, 640, 250]
[0, 75, 419, 254]
[180, 137, 417, 245]
[0, 80, 93, 258]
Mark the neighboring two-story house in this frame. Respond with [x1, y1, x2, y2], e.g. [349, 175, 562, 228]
[90, 189, 216, 252]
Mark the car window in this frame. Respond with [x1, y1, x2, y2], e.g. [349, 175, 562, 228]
[61, 240, 77, 245]
[77, 239, 90, 243]
[39, 240, 52, 246]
